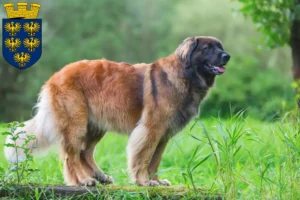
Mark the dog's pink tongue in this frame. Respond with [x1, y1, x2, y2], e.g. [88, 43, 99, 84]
[216, 66, 226, 73]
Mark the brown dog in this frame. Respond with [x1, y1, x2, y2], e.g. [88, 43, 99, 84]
[4, 36, 230, 186]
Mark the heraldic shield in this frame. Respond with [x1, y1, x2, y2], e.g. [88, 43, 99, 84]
[2, 18, 42, 69]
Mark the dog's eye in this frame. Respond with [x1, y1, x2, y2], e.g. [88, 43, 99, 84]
[203, 46, 209, 51]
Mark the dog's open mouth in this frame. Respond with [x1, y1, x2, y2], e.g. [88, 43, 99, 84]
[207, 63, 226, 74]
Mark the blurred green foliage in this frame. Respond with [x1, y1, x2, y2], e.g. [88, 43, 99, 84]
[0, 0, 295, 121]
[235, 0, 295, 48]
[202, 55, 294, 119]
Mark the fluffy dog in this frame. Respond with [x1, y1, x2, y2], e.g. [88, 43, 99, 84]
[4, 36, 230, 186]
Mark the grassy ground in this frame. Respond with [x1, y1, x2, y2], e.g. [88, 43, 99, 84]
[1, 114, 300, 199]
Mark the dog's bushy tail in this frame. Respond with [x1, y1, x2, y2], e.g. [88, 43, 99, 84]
[4, 87, 61, 163]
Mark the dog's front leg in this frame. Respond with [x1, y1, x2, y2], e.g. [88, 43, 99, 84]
[148, 139, 171, 186]
[127, 122, 166, 186]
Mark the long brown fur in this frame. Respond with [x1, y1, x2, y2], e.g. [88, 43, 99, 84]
[4, 36, 230, 186]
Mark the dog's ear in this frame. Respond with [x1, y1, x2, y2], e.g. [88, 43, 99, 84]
[175, 37, 199, 72]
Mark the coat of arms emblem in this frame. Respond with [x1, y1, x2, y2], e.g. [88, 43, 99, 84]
[2, 3, 42, 69]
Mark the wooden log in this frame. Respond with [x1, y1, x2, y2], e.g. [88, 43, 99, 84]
[0, 184, 222, 199]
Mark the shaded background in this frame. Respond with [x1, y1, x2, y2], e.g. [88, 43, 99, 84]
[0, 0, 295, 122]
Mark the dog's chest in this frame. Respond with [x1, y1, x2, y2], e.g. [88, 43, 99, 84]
[166, 92, 203, 138]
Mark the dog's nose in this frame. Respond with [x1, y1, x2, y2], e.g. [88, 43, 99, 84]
[221, 52, 230, 63]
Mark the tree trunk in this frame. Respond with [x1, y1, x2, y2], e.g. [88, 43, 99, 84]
[291, 9, 300, 108]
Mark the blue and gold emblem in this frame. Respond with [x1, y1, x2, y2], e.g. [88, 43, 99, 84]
[2, 3, 41, 69]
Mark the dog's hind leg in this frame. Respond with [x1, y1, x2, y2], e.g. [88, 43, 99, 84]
[148, 139, 171, 186]
[60, 125, 97, 186]
[80, 131, 114, 185]
[53, 89, 97, 186]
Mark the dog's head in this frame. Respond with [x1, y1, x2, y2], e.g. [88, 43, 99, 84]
[175, 36, 230, 77]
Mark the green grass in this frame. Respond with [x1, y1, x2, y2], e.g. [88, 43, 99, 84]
[1, 114, 300, 199]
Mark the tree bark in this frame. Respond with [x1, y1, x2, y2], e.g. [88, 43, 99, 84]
[291, 8, 300, 108]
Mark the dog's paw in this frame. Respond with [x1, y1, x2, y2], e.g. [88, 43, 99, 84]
[99, 175, 114, 185]
[148, 180, 160, 186]
[103, 175, 114, 185]
[137, 180, 160, 186]
[159, 179, 171, 186]
[79, 177, 97, 187]
[96, 173, 114, 185]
